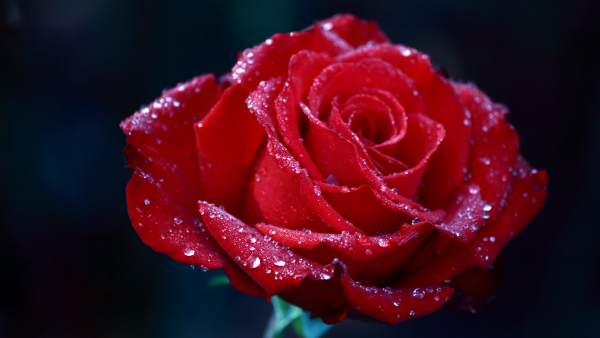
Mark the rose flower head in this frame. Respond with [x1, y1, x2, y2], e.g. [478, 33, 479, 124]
[121, 14, 547, 324]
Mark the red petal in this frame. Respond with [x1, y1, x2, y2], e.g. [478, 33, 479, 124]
[307, 58, 422, 118]
[341, 273, 454, 324]
[303, 101, 367, 186]
[255, 221, 430, 261]
[223, 260, 269, 298]
[401, 161, 547, 286]
[256, 221, 432, 284]
[418, 73, 471, 208]
[382, 113, 445, 198]
[318, 14, 389, 47]
[319, 183, 411, 234]
[231, 21, 354, 90]
[198, 201, 335, 294]
[121, 74, 224, 268]
[194, 84, 266, 213]
[469, 161, 548, 268]
[280, 267, 351, 322]
[275, 50, 333, 179]
[453, 82, 520, 221]
[368, 147, 409, 174]
[433, 183, 488, 242]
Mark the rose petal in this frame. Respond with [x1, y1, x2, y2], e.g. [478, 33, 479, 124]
[198, 201, 336, 295]
[303, 101, 367, 186]
[382, 113, 445, 198]
[223, 260, 269, 298]
[231, 17, 369, 89]
[255, 221, 430, 261]
[433, 183, 488, 242]
[256, 221, 432, 284]
[307, 58, 422, 118]
[280, 272, 351, 323]
[368, 147, 409, 174]
[318, 14, 388, 47]
[401, 160, 547, 286]
[454, 82, 520, 221]
[341, 273, 454, 324]
[319, 183, 411, 234]
[121, 74, 224, 268]
[418, 74, 471, 208]
[275, 50, 333, 179]
[194, 84, 266, 213]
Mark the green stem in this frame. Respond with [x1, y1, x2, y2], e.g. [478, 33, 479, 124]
[263, 297, 332, 338]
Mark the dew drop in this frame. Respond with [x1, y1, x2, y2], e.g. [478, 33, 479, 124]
[322, 22, 333, 30]
[412, 288, 426, 299]
[468, 185, 480, 195]
[319, 272, 332, 280]
[250, 256, 261, 269]
[143, 199, 151, 206]
[274, 260, 286, 267]
[183, 248, 195, 257]
[377, 238, 390, 247]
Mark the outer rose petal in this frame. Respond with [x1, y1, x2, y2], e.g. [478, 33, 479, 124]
[318, 14, 388, 47]
[401, 160, 547, 287]
[453, 82, 520, 221]
[341, 273, 454, 324]
[433, 83, 520, 242]
[255, 221, 432, 284]
[198, 201, 335, 295]
[223, 260, 269, 298]
[121, 74, 225, 268]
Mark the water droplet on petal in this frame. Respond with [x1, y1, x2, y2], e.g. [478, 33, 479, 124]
[412, 288, 426, 299]
[183, 248, 195, 257]
[250, 256, 261, 269]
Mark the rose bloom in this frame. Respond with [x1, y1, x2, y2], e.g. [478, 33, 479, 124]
[121, 14, 547, 323]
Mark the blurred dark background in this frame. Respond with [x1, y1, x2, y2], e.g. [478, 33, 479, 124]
[1, 0, 599, 337]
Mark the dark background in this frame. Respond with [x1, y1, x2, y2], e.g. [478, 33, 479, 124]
[1, 0, 599, 337]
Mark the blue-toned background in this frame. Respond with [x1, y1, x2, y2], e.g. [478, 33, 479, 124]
[1, 1, 598, 337]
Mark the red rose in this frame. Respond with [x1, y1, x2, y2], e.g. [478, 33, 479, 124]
[121, 14, 547, 324]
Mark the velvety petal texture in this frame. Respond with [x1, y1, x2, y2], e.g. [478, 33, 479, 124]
[121, 14, 547, 324]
